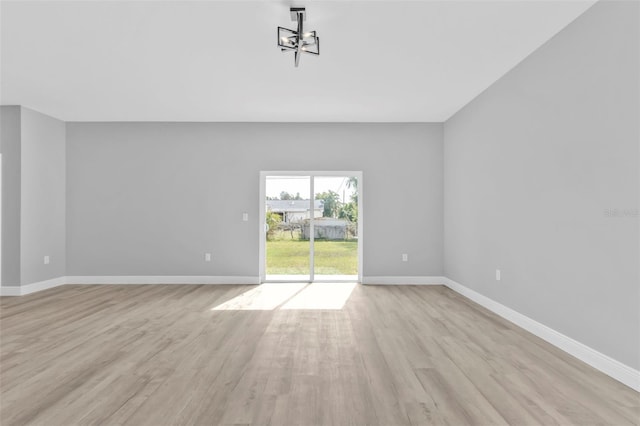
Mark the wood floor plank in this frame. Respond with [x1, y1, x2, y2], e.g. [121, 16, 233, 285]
[1, 284, 638, 426]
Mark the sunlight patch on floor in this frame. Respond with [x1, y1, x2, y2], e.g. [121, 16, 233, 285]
[211, 283, 306, 311]
[281, 282, 357, 310]
[265, 274, 311, 282]
[210, 282, 357, 311]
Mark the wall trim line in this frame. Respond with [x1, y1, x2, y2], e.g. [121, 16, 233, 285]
[0, 276, 66, 296]
[443, 277, 640, 392]
[65, 276, 261, 285]
[0, 276, 261, 296]
[362, 276, 446, 285]
[0, 285, 22, 296]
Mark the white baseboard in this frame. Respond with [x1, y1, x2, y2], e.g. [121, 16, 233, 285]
[6, 275, 445, 291]
[444, 277, 640, 392]
[0, 276, 67, 296]
[1, 276, 260, 296]
[362, 276, 446, 285]
[0, 286, 22, 296]
[65, 276, 261, 285]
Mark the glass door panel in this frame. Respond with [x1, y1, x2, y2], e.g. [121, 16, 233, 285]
[313, 176, 358, 281]
[265, 176, 311, 281]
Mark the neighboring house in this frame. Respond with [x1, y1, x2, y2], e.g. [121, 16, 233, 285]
[266, 200, 323, 223]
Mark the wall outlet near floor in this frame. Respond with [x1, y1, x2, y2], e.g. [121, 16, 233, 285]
[496, 269, 501, 281]
[205, 253, 212, 262]
[242, 213, 248, 221]
[44, 255, 50, 265]
[402, 254, 408, 262]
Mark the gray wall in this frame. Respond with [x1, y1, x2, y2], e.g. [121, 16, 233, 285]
[444, 0, 639, 370]
[0, 106, 21, 286]
[0, 106, 66, 286]
[20, 107, 66, 285]
[66, 123, 443, 277]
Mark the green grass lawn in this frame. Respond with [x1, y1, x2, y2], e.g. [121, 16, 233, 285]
[266, 239, 358, 275]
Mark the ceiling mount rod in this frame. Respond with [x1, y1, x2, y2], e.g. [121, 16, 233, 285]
[295, 9, 303, 67]
[290, 7, 306, 22]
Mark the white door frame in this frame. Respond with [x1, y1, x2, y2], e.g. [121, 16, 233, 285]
[0, 153, 2, 287]
[259, 171, 363, 283]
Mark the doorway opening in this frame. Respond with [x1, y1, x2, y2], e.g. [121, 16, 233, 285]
[259, 172, 362, 283]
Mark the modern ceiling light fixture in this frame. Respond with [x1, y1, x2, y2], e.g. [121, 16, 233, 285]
[277, 7, 319, 67]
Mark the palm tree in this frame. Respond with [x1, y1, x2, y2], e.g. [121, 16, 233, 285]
[345, 177, 358, 205]
[346, 177, 358, 191]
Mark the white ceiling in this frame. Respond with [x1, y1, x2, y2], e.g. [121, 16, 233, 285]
[0, 0, 596, 122]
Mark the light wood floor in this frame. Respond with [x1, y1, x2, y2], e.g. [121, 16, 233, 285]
[1, 284, 638, 425]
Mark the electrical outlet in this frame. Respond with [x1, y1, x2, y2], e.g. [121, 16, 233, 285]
[402, 254, 408, 262]
[205, 253, 212, 262]
[44, 255, 50, 265]
[496, 269, 501, 281]
[242, 213, 249, 221]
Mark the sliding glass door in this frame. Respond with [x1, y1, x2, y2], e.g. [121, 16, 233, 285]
[261, 172, 361, 283]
